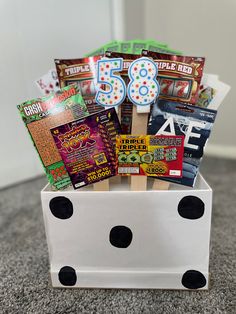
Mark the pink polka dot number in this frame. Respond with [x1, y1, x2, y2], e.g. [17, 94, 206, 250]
[127, 57, 160, 106]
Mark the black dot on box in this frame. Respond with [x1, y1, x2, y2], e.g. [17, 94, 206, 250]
[58, 266, 77, 286]
[178, 196, 204, 219]
[109, 225, 133, 248]
[182, 270, 206, 289]
[49, 196, 73, 219]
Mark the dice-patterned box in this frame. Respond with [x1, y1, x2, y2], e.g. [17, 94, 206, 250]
[41, 174, 212, 290]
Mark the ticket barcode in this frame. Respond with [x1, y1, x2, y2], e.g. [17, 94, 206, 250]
[118, 167, 140, 174]
[75, 181, 86, 188]
[169, 170, 181, 176]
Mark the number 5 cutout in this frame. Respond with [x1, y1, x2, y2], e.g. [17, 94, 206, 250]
[96, 58, 126, 107]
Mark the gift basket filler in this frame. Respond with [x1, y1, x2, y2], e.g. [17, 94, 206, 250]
[18, 40, 230, 289]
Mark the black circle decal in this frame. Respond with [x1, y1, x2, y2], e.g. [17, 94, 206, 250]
[109, 225, 133, 248]
[182, 270, 206, 289]
[49, 196, 73, 219]
[58, 266, 77, 286]
[178, 196, 205, 219]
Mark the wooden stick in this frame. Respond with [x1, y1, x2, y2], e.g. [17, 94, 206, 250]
[131, 106, 148, 134]
[117, 105, 122, 124]
[127, 176, 131, 184]
[101, 105, 121, 187]
[93, 179, 109, 191]
[130, 176, 147, 191]
[152, 179, 170, 190]
[94, 106, 122, 191]
[130, 106, 149, 191]
[108, 105, 122, 185]
[109, 176, 121, 184]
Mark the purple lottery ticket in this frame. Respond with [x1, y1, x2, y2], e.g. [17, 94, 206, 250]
[51, 108, 121, 189]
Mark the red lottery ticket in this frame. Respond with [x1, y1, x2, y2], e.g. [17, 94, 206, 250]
[116, 135, 184, 177]
[142, 50, 205, 104]
[55, 56, 104, 114]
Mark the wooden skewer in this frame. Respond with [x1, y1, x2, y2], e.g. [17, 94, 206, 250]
[129, 105, 170, 191]
[130, 176, 147, 191]
[94, 106, 122, 191]
[109, 105, 122, 185]
[130, 106, 149, 191]
[152, 179, 170, 190]
[109, 176, 121, 184]
[93, 179, 109, 191]
[117, 105, 122, 123]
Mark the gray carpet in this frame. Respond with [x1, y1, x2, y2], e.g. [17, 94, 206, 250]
[0, 157, 235, 314]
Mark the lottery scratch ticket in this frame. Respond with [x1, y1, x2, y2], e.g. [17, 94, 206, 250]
[51, 108, 121, 189]
[55, 56, 104, 114]
[148, 99, 217, 186]
[196, 73, 231, 110]
[142, 50, 205, 104]
[116, 135, 184, 177]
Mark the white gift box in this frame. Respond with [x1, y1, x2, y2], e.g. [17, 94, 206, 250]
[41, 173, 212, 290]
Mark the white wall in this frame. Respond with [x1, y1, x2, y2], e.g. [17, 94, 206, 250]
[144, 0, 236, 157]
[0, 0, 113, 188]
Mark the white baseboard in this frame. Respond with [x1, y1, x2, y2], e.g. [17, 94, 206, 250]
[205, 144, 236, 159]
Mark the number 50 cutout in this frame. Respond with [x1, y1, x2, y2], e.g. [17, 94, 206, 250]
[96, 57, 160, 107]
